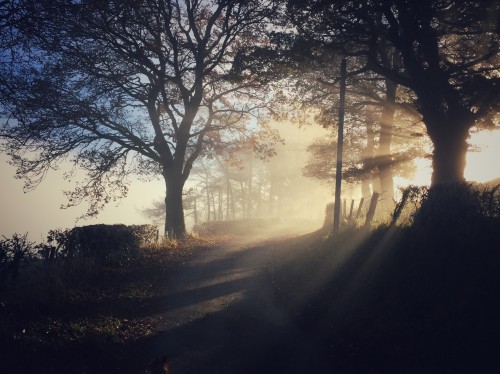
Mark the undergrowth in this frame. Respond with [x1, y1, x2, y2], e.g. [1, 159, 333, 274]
[269, 182, 500, 373]
[0, 233, 231, 374]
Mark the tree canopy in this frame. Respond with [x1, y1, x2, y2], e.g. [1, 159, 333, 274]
[287, 0, 499, 185]
[0, 0, 278, 238]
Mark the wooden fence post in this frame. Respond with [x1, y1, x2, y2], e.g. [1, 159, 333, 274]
[364, 192, 380, 228]
[348, 199, 355, 221]
[390, 188, 410, 226]
[356, 197, 365, 218]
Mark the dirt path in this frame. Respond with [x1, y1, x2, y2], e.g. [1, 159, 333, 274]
[129, 237, 332, 374]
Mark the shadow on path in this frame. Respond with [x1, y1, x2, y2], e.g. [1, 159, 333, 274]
[125, 238, 333, 374]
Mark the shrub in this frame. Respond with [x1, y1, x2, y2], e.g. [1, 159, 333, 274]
[37, 228, 72, 261]
[391, 182, 500, 227]
[474, 183, 500, 218]
[390, 185, 429, 226]
[388, 182, 500, 252]
[414, 182, 499, 228]
[130, 224, 159, 246]
[0, 233, 37, 282]
[65, 224, 141, 266]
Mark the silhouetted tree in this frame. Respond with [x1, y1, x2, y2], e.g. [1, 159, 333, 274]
[287, 0, 499, 185]
[0, 0, 277, 238]
[269, 47, 424, 211]
[248, 29, 426, 212]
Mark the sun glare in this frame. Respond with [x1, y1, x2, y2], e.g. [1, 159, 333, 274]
[394, 129, 500, 189]
[465, 130, 500, 183]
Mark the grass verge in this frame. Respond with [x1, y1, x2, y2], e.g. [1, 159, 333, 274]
[268, 223, 500, 373]
[0, 235, 231, 374]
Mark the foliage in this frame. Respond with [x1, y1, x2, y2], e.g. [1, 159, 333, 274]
[303, 132, 421, 184]
[390, 185, 429, 226]
[37, 228, 73, 261]
[130, 224, 159, 246]
[390, 182, 500, 228]
[144, 136, 329, 229]
[1, 224, 160, 287]
[0, 233, 36, 282]
[140, 234, 230, 265]
[472, 183, 500, 218]
[285, 0, 499, 184]
[64, 224, 141, 266]
[0, 0, 279, 238]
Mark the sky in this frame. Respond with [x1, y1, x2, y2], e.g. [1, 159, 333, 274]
[397, 129, 500, 187]
[0, 154, 165, 241]
[0, 123, 332, 241]
[1, 126, 499, 242]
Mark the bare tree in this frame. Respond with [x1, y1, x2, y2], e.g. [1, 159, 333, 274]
[0, 0, 277, 238]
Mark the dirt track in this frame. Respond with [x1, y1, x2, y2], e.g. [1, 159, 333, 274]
[129, 236, 332, 374]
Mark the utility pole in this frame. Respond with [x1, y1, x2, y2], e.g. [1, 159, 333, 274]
[333, 58, 347, 234]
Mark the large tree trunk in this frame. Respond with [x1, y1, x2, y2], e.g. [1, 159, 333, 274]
[377, 80, 397, 213]
[247, 157, 253, 218]
[421, 101, 472, 185]
[226, 179, 230, 221]
[362, 111, 376, 203]
[164, 175, 186, 239]
[206, 181, 211, 222]
[429, 125, 469, 185]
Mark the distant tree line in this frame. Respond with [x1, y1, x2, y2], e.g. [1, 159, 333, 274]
[144, 140, 328, 230]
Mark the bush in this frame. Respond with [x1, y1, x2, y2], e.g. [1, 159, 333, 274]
[0, 233, 37, 282]
[130, 224, 159, 246]
[65, 224, 141, 266]
[37, 228, 72, 261]
[387, 182, 500, 253]
[390, 185, 429, 226]
[474, 183, 500, 218]
[391, 182, 500, 227]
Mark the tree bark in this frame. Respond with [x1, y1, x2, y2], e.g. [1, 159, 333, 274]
[247, 157, 253, 218]
[362, 111, 376, 202]
[211, 188, 216, 221]
[218, 185, 222, 221]
[206, 181, 211, 222]
[164, 175, 186, 239]
[429, 125, 469, 185]
[377, 79, 397, 212]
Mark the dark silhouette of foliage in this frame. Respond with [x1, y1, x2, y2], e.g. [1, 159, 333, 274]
[390, 182, 500, 227]
[65, 224, 141, 266]
[286, 0, 499, 185]
[271, 182, 500, 372]
[0, 233, 36, 282]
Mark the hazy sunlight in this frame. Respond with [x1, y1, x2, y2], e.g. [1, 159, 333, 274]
[465, 130, 500, 183]
[396, 129, 500, 188]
